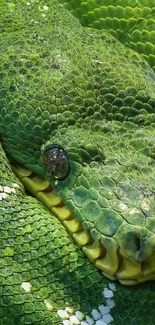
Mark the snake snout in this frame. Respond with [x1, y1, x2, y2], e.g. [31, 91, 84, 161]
[115, 223, 155, 263]
[115, 223, 155, 262]
[111, 223, 155, 284]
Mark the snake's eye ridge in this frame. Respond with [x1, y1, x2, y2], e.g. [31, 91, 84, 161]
[43, 145, 70, 180]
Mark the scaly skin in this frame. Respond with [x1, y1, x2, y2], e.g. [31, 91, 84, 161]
[60, 0, 155, 71]
[0, 0, 155, 324]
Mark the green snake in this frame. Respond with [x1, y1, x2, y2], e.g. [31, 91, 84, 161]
[0, 0, 155, 324]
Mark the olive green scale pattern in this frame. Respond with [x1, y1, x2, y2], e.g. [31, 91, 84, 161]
[0, 0, 155, 324]
[0, 144, 111, 324]
[0, 142, 155, 325]
[60, 0, 155, 71]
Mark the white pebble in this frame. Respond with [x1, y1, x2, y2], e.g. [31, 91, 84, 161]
[63, 321, 72, 325]
[86, 316, 94, 325]
[103, 288, 114, 298]
[12, 183, 19, 188]
[4, 186, 11, 193]
[106, 299, 115, 309]
[95, 320, 107, 325]
[108, 283, 116, 291]
[70, 315, 80, 324]
[81, 322, 89, 325]
[57, 309, 69, 319]
[98, 305, 110, 315]
[0, 192, 7, 200]
[75, 311, 85, 321]
[91, 309, 102, 320]
[102, 313, 114, 324]
[43, 5, 48, 10]
[0, 185, 3, 191]
[44, 300, 53, 311]
[65, 307, 74, 314]
[21, 282, 31, 292]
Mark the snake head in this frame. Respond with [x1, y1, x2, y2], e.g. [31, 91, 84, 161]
[42, 124, 155, 285]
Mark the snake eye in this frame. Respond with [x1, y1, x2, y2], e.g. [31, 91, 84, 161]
[43, 145, 70, 180]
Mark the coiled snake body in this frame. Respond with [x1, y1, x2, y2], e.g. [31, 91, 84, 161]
[0, 1, 155, 324]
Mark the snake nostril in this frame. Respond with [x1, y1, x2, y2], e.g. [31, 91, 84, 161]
[124, 231, 142, 255]
[131, 233, 141, 252]
[116, 223, 154, 263]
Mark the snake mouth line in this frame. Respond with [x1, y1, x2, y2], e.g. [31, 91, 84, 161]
[11, 163, 155, 286]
